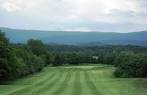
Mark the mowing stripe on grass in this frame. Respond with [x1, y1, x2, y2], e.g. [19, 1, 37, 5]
[34, 72, 63, 95]
[14, 68, 54, 85]
[51, 70, 72, 95]
[71, 71, 82, 95]
[34, 70, 65, 95]
[26, 72, 58, 95]
[6, 71, 56, 95]
[34, 72, 55, 86]
[84, 71, 102, 95]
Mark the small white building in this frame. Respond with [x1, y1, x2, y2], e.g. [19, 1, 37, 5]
[92, 56, 99, 60]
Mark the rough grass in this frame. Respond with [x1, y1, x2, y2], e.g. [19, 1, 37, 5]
[0, 64, 147, 95]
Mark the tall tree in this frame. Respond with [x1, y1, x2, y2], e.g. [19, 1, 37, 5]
[27, 39, 48, 56]
[0, 30, 18, 80]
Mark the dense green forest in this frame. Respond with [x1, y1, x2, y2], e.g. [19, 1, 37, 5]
[0, 30, 147, 82]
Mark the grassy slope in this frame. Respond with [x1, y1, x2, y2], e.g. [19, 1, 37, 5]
[0, 64, 147, 95]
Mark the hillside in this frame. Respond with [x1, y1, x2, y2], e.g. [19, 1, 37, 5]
[1, 27, 147, 46]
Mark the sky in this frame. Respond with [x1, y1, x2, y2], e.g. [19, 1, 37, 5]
[0, 0, 147, 32]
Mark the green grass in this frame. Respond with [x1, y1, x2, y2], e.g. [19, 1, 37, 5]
[0, 64, 147, 95]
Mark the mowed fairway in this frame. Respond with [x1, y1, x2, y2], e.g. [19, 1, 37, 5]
[0, 64, 147, 95]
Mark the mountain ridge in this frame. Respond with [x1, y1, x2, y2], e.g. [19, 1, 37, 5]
[0, 27, 147, 46]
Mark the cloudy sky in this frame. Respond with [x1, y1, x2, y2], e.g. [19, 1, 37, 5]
[0, 0, 147, 32]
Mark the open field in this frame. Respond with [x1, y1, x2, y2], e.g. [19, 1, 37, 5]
[0, 64, 147, 95]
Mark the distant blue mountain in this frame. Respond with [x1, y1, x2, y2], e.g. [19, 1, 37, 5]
[1, 27, 147, 46]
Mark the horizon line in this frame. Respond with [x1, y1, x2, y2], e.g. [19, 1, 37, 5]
[0, 26, 147, 33]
